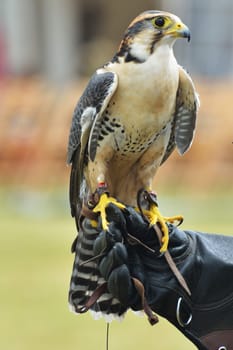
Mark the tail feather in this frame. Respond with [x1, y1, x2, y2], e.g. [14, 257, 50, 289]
[69, 219, 127, 320]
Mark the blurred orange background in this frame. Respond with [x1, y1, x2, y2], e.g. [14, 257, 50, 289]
[0, 0, 232, 192]
[0, 77, 232, 192]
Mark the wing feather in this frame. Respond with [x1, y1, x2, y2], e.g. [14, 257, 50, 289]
[88, 69, 118, 161]
[161, 66, 199, 164]
[67, 69, 118, 223]
[175, 66, 199, 155]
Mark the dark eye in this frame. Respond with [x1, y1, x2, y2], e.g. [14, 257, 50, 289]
[154, 17, 165, 27]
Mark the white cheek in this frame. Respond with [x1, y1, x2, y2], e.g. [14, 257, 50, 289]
[130, 41, 150, 61]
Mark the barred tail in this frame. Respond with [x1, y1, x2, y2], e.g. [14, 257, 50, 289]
[68, 218, 127, 321]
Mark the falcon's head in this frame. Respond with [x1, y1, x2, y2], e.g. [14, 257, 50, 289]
[115, 10, 190, 63]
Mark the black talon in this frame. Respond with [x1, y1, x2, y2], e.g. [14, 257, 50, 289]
[137, 189, 159, 223]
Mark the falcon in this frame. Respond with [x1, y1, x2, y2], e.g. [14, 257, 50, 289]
[68, 10, 199, 254]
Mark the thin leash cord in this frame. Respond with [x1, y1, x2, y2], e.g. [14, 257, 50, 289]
[106, 323, 110, 350]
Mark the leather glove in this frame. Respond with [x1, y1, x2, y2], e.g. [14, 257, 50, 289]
[94, 203, 233, 350]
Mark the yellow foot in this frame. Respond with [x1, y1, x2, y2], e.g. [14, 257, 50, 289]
[142, 204, 183, 253]
[92, 193, 125, 230]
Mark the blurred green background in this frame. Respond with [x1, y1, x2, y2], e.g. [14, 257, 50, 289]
[1, 189, 232, 350]
[0, 0, 233, 349]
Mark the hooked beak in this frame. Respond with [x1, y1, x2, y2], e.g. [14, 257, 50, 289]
[167, 23, 191, 42]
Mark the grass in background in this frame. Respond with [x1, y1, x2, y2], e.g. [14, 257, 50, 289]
[0, 188, 232, 350]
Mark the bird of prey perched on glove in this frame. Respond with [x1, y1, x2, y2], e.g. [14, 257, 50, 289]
[68, 10, 199, 253]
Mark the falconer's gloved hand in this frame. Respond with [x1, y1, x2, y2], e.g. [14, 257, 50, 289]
[94, 203, 233, 350]
[93, 203, 163, 323]
[93, 204, 137, 307]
